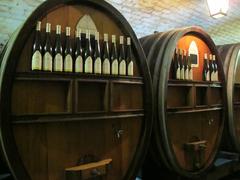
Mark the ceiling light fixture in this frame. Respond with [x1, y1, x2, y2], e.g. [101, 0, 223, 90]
[207, 0, 229, 18]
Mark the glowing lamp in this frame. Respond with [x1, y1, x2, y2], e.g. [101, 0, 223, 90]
[207, 0, 229, 18]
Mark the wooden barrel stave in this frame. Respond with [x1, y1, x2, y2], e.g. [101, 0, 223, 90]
[218, 44, 236, 78]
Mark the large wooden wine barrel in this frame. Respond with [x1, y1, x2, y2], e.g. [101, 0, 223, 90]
[140, 26, 226, 178]
[0, 0, 153, 180]
[218, 44, 240, 153]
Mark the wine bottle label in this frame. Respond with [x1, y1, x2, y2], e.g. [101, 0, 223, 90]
[54, 53, 63, 72]
[184, 69, 188, 80]
[56, 25, 61, 34]
[111, 59, 118, 75]
[32, 50, 42, 70]
[211, 72, 214, 82]
[64, 54, 73, 72]
[180, 68, 184, 80]
[84, 56, 93, 73]
[75, 55, 83, 73]
[120, 36, 124, 44]
[76, 28, 81, 38]
[206, 71, 210, 81]
[103, 58, 110, 74]
[189, 69, 193, 80]
[215, 72, 218, 81]
[94, 57, 102, 74]
[215, 71, 218, 81]
[119, 60, 126, 76]
[128, 61, 134, 76]
[43, 52, 52, 71]
[176, 67, 180, 79]
[213, 72, 216, 80]
[36, 21, 41, 31]
[66, 27, 71, 36]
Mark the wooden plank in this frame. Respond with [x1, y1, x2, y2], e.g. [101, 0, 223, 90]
[65, 159, 112, 171]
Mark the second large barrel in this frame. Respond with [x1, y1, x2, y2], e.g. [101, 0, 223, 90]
[218, 44, 240, 153]
[140, 26, 226, 178]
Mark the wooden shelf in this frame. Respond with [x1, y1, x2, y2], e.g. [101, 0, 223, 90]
[76, 80, 108, 113]
[196, 86, 208, 106]
[110, 82, 144, 112]
[233, 102, 240, 106]
[209, 83, 222, 88]
[210, 86, 223, 105]
[167, 80, 223, 109]
[11, 112, 144, 124]
[168, 79, 222, 87]
[195, 84, 209, 87]
[110, 109, 144, 113]
[12, 80, 73, 115]
[167, 107, 223, 114]
[234, 83, 240, 87]
[15, 72, 143, 82]
[13, 72, 145, 116]
[209, 104, 223, 108]
[195, 105, 209, 108]
[167, 106, 193, 110]
[167, 85, 193, 108]
[168, 82, 193, 87]
[234, 85, 240, 103]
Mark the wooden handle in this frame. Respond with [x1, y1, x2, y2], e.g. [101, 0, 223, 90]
[65, 158, 112, 180]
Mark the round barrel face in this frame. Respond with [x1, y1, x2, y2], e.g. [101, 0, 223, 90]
[0, 1, 152, 180]
[166, 34, 224, 172]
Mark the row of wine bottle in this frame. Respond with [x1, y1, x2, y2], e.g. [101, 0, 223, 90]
[172, 49, 219, 81]
[202, 53, 218, 82]
[172, 49, 193, 80]
[31, 21, 134, 76]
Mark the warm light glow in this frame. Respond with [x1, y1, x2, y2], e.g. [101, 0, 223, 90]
[207, 0, 229, 18]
